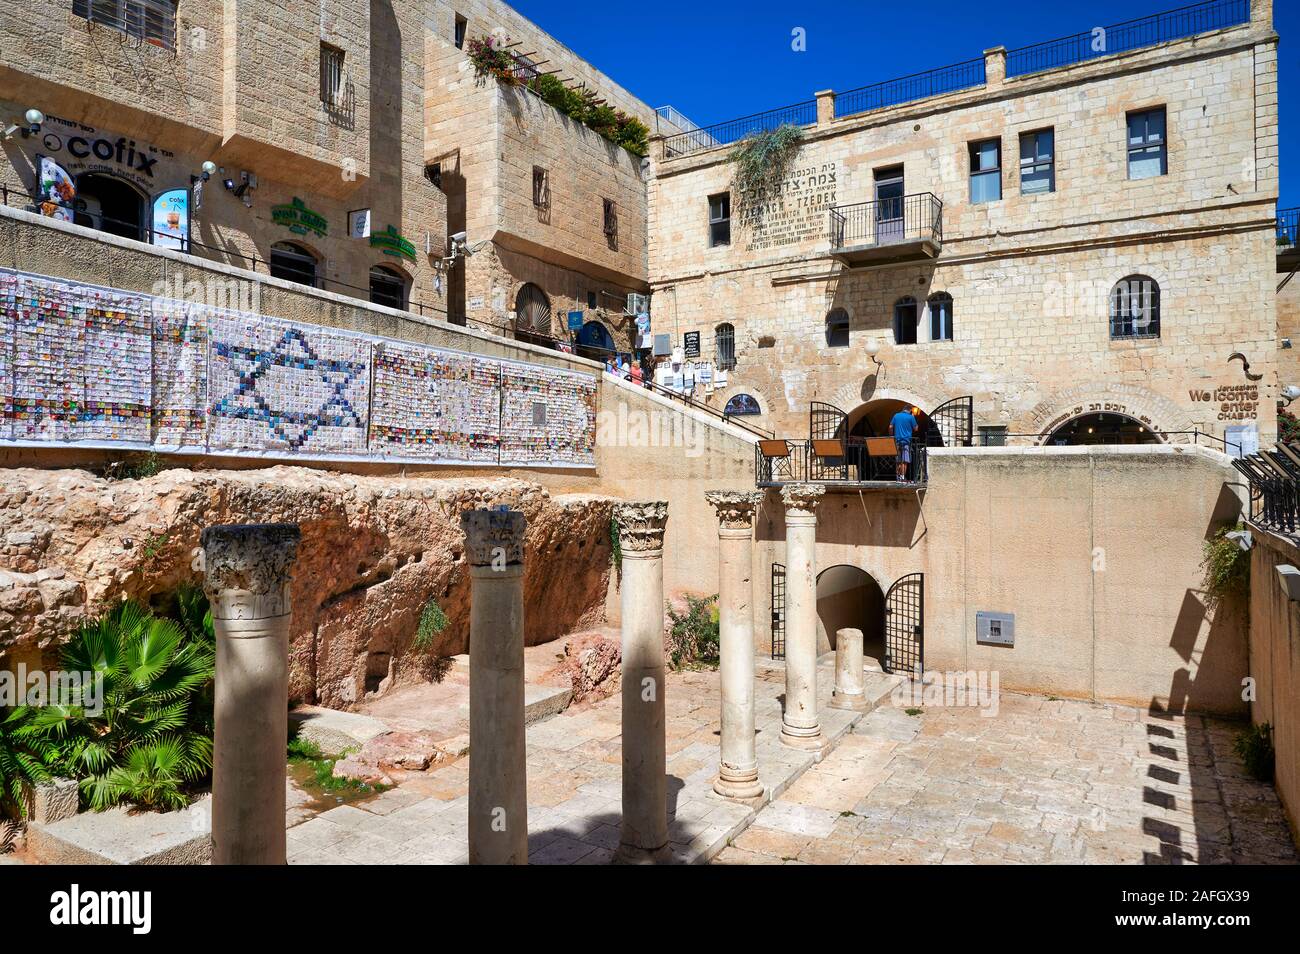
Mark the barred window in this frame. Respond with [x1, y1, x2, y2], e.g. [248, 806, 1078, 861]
[73, 0, 176, 51]
[1110, 275, 1161, 339]
[533, 167, 550, 210]
[603, 198, 618, 249]
[715, 323, 736, 371]
[320, 43, 346, 107]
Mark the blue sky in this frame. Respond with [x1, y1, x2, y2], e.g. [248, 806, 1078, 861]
[509, 0, 1297, 209]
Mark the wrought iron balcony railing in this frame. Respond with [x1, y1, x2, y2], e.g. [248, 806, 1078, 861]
[829, 193, 943, 253]
[1279, 208, 1299, 253]
[756, 439, 928, 488]
[1234, 444, 1300, 538]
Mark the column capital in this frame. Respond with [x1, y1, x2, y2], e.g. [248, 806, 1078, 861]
[705, 490, 764, 531]
[461, 509, 527, 567]
[780, 483, 825, 516]
[200, 524, 300, 608]
[614, 501, 669, 553]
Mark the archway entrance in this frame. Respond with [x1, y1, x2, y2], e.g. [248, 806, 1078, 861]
[846, 399, 933, 442]
[576, 320, 615, 361]
[816, 566, 885, 669]
[1046, 412, 1163, 446]
[73, 173, 144, 241]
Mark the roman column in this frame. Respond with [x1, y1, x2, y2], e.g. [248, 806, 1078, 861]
[203, 522, 301, 866]
[462, 508, 529, 865]
[705, 490, 765, 799]
[831, 627, 868, 711]
[779, 483, 826, 751]
[613, 500, 671, 863]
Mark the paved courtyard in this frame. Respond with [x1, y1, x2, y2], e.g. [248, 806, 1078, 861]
[715, 694, 1299, 865]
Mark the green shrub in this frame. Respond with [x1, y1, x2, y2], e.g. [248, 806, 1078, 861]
[1201, 523, 1251, 610]
[667, 595, 720, 670]
[729, 124, 805, 225]
[0, 708, 54, 820]
[1234, 723, 1274, 781]
[412, 597, 450, 652]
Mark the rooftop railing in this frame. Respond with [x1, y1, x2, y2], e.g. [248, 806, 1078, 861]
[661, 100, 817, 160]
[1006, 0, 1251, 77]
[835, 59, 986, 121]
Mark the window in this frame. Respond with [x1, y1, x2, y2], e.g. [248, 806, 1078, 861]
[73, 0, 176, 51]
[320, 43, 345, 107]
[978, 426, 1008, 447]
[928, 293, 953, 342]
[715, 323, 736, 371]
[825, 309, 849, 348]
[587, 291, 598, 310]
[724, 394, 762, 416]
[1019, 129, 1055, 195]
[454, 13, 468, 50]
[369, 266, 408, 310]
[1110, 275, 1161, 339]
[603, 198, 618, 248]
[425, 163, 443, 189]
[709, 193, 731, 248]
[893, 297, 918, 345]
[1127, 108, 1167, 180]
[969, 139, 1002, 203]
[532, 166, 550, 210]
[270, 243, 319, 288]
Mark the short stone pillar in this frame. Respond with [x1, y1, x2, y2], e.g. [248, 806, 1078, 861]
[706, 490, 765, 799]
[202, 523, 301, 866]
[815, 89, 837, 125]
[613, 501, 671, 863]
[831, 628, 868, 711]
[779, 484, 825, 751]
[462, 508, 529, 865]
[984, 46, 1008, 86]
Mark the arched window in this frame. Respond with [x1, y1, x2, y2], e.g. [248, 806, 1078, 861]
[369, 265, 408, 310]
[1110, 275, 1160, 339]
[515, 283, 552, 336]
[270, 242, 319, 288]
[928, 293, 953, 342]
[723, 393, 762, 416]
[825, 308, 849, 348]
[893, 297, 918, 345]
[715, 323, 736, 370]
[72, 173, 145, 242]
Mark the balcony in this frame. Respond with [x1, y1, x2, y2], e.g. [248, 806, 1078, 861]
[1280, 207, 1299, 271]
[756, 438, 928, 490]
[829, 193, 942, 268]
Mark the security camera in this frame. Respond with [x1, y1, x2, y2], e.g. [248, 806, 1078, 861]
[450, 231, 467, 245]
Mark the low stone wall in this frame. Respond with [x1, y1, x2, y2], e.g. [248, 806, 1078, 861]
[1246, 526, 1300, 839]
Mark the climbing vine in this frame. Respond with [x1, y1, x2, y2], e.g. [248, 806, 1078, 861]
[727, 124, 805, 226]
[1200, 524, 1251, 610]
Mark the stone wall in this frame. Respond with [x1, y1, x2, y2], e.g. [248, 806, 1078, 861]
[756, 445, 1250, 715]
[1245, 525, 1300, 840]
[648, 16, 1280, 447]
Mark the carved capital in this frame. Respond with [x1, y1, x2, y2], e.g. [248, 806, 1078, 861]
[460, 509, 527, 567]
[613, 501, 669, 553]
[200, 524, 301, 620]
[780, 483, 825, 516]
[705, 490, 764, 531]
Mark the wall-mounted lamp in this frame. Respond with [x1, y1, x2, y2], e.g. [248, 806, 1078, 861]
[864, 337, 883, 369]
[3, 108, 43, 140]
[199, 160, 217, 182]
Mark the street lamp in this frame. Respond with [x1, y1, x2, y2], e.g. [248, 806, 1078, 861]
[23, 108, 43, 136]
[865, 337, 883, 369]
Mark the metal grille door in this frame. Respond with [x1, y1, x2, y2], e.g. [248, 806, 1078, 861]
[771, 563, 786, 659]
[883, 573, 924, 675]
[929, 396, 973, 448]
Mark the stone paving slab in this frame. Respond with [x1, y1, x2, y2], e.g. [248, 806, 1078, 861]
[288, 658, 900, 865]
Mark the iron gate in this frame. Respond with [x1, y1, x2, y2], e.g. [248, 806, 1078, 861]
[808, 401, 850, 481]
[883, 573, 924, 675]
[928, 396, 973, 448]
[771, 563, 786, 659]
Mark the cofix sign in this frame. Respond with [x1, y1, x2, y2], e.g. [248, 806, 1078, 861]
[31, 115, 174, 190]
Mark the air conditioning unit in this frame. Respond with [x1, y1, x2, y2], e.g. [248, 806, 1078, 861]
[625, 292, 650, 316]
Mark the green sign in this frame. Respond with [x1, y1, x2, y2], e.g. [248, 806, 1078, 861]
[271, 197, 328, 238]
[370, 224, 417, 263]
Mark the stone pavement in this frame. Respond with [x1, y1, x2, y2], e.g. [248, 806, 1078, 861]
[287, 658, 899, 864]
[714, 694, 1299, 865]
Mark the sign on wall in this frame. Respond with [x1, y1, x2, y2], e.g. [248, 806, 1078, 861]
[347, 208, 372, 239]
[27, 113, 173, 191]
[684, 330, 701, 358]
[743, 161, 838, 253]
[369, 225, 417, 262]
[151, 189, 189, 251]
[271, 197, 328, 238]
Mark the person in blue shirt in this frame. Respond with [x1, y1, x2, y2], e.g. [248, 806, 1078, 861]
[889, 406, 919, 482]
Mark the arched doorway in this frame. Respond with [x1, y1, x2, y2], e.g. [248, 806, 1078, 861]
[73, 173, 144, 241]
[576, 320, 615, 361]
[816, 566, 885, 669]
[1045, 411, 1163, 446]
[514, 283, 552, 344]
[369, 264, 408, 309]
[270, 242, 320, 288]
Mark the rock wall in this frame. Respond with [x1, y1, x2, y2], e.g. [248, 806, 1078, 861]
[0, 466, 615, 708]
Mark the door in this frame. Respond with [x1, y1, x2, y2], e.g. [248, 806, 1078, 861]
[771, 563, 786, 659]
[809, 401, 853, 481]
[883, 573, 923, 676]
[874, 167, 904, 245]
[929, 396, 974, 448]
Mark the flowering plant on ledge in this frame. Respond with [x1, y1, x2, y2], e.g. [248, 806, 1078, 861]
[467, 34, 521, 86]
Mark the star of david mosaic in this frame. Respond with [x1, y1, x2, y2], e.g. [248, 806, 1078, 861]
[211, 328, 366, 449]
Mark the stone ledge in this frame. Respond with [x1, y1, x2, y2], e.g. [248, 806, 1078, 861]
[27, 796, 212, 865]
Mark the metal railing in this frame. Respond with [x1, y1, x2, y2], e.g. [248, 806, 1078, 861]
[1006, 0, 1250, 77]
[1279, 208, 1299, 251]
[756, 439, 928, 487]
[1234, 444, 1300, 537]
[829, 193, 943, 251]
[836, 59, 986, 120]
[981, 429, 1243, 455]
[661, 100, 817, 160]
[73, 0, 176, 51]
[632, 377, 774, 440]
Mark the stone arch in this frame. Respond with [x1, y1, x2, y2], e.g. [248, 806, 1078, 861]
[716, 387, 768, 418]
[815, 564, 885, 665]
[1024, 382, 1196, 443]
[828, 381, 945, 423]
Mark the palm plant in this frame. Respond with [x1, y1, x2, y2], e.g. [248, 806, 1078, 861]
[25, 601, 214, 811]
[0, 707, 55, 820]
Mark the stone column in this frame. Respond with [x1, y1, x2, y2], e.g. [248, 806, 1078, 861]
[706, 490, 765, 799]
[613, 501, 670, 863]
[779, 484, 825, 751]
[462, 508, 529, 866]
[203, 523, 301, 866]
[984, 46, 1008, 87]
[831, 627, 868, 711]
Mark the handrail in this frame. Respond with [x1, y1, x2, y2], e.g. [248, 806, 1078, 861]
[835, 58, 986, 120]
[633, 375, 774, 440]
[661, 100, 817, 160]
